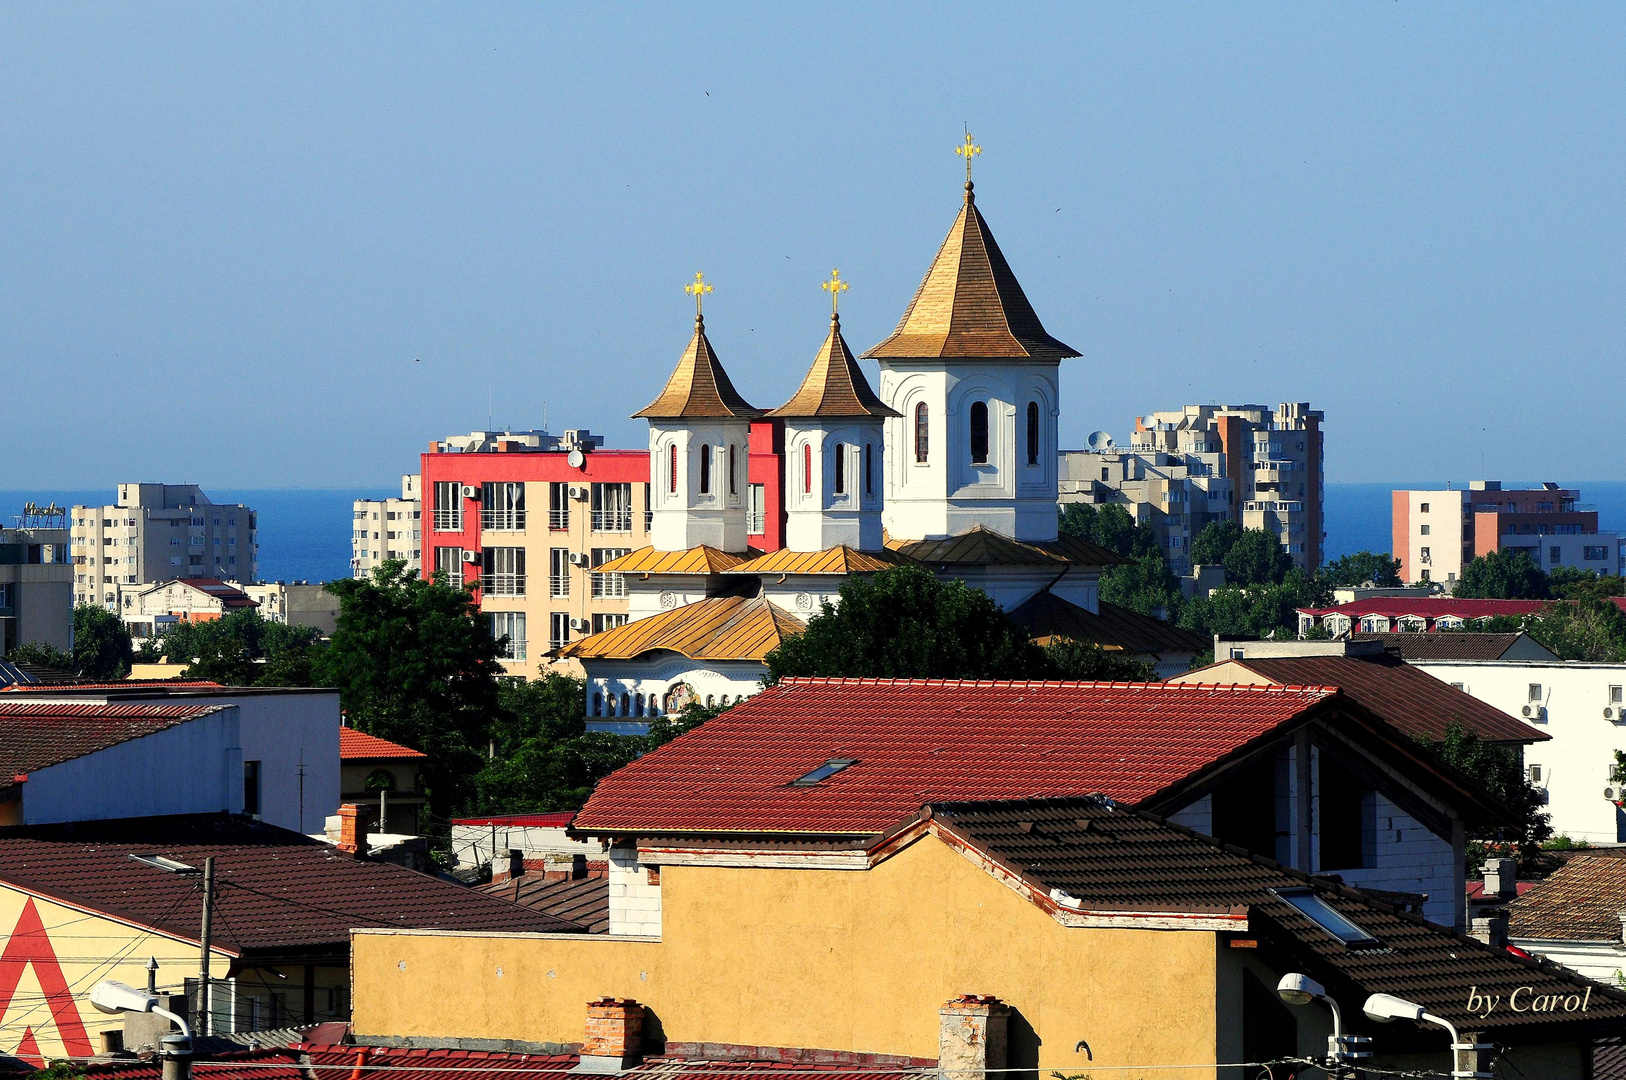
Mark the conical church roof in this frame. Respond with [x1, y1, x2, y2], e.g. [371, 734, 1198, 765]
[863, 183, 1079, 363]
[767, 314, 899, 419]
[633, 315, 762, 419]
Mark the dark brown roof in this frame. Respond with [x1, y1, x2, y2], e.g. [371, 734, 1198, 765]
[767, 314, 898, 419]
[1509, 853, 1626, 941]
[1188, 653, 1545, 745]
[479, 874, 610, 933]
[889, 526, 1128, 568]
[633, 316, 762, 419]
[0, 815, 583, 956]
[0, 702, 226, 780]
[863, 186, 1079, 364]
[933, 798, 1626, 1038]
[1352, 632, 1554, 661]
[1008, 591, 1207, 656]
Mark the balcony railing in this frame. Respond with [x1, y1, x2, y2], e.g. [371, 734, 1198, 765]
[746, 510, 765, 534]
[549, 574, 570, 598]
[498, 639, 528, 662]
[591, 510, 632, 533]
[1242, 501, 1304, 513]
[591, 572, 627, 599]
[432, 510, 464, 532]
[549, 509, 569, 530]
[481, 573, 526, 596]
[481, 509, 526, 531]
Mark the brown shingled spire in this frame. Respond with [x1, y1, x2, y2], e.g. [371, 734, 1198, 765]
[768, 312, 899, 419]
[862, 182, 1080, 363]
[633, 312, 762, 420]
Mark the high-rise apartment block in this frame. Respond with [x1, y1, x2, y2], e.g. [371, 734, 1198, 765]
[71, 485, 258, 609]
[352, 474, 423, 579]
[0, 507, 73, 655]
[1392, 481, 1624, 585]
[1059, 403, 1324, 574]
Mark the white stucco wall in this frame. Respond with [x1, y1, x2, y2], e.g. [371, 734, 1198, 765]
[648, 419, 752, 553]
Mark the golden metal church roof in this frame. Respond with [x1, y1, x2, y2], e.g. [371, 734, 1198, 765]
[593, 545, 759, 576]
[556, 594, 802, 662]
[729, 545, 916, 576]
[767, 314, 899, 419]
[633, 316, 763, 420]
[863, 183, 1080, 364]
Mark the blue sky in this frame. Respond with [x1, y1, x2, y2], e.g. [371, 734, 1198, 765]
[3, 5, 1622, 487]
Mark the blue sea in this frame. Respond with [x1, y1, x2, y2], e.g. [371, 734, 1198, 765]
[5, 481, 1626, 583]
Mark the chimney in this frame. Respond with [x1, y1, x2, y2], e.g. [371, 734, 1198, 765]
[336, 803, 368, 858]
[1617, 911, 1626, 945]
[1483, 858, 1518, 899]
[100, 1030, 125, 1056]
[575, 998, 644, 1073]
[1470, 914, 1508, 947]
[509, 849, 526, 881]
[939, 995, 1009, 1080]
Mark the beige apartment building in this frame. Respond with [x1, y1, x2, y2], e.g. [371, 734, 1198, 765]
[351, 474, 422, 579]
[1392, 481, 1624, 585]
[71, 485, 258, 609]
[0, 516, 73, 656]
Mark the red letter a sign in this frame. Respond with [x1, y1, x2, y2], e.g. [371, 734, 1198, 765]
[0, 898, 94, 1059]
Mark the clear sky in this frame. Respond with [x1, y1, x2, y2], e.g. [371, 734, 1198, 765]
[3, 5, 1622, 488]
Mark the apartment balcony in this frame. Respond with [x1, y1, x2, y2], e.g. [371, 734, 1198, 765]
[480, 509, 527, 531]
[591, 510, 632, 533]
[498, 639, 528, 662]
[548, 509, 569, 530]
[480, 573, 526, 597]
[1243, 501, 1304, 513]
[432, 510, 464, 532]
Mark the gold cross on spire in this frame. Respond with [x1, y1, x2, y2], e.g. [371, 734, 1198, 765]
[822, 268, 849, 318]
[956, 130, 982, 184]
[685, 272, 714, 319]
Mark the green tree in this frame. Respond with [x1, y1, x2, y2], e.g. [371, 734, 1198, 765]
[1179, 568, 1327, 641]
[1548, 567, 1626, 602]
[5, 640, 75, 671]
[1319, 551, 1403, 589]
[1042, 638, 1157, 681]
[1058, 503, 1158, 558]
[1099, 553, 1184, 622]
[156, 609, 323, 686]
[318, 561, 506, 817]
[1454, 549, 1549, 600]
[71, 604, 134, 680]
[1432, 722, 1552, 871]
[1523, 597, 1626, 663]
[469, 675, 641, 814]
[1191, 520, 1243, 567]
[1222, 529, 1293, 587]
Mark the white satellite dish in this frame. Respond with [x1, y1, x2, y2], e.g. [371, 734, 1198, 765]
[1087, 430, 1115, 451]
[567, 448, 586, 469]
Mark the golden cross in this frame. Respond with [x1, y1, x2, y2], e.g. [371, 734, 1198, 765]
[956, 130, 982, 183]
[821, 268, 849, 317]
[684, 272, 714, 318]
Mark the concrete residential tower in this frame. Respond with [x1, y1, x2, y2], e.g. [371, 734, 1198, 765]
[72, 485, 258, 608]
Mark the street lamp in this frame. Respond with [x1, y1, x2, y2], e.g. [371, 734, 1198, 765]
[1276, 973, 1369, 1067]
[1363, 993, 1486, 1079]
[90, 979, 193, 1075]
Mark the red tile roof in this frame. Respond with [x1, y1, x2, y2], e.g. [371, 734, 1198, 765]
[81, 1049, 305, 1080]
[453, 812, 575, 827]
[302, 1047, 920, 1080]
[0, 702, 226, 780]
[3, 680, 225, 692]
[1508, 853, 1626, 941]
[1298, 598, 1558, 619]
[340, 727, 427, 760]
[572, 678, 1337, 836]
[479, 874, 610, 933]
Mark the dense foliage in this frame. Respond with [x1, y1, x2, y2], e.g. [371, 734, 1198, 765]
[7, 605, 133, 679]
[1453, 548, 1550, 600]
[1319, 550, 1403, 588]
[1433, 722, 1553, 872]
[139, 608, 324, 686]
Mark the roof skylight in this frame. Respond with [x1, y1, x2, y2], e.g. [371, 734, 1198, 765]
[789, 758, 858, 787]
[1272, 888, 1379, 947]
[128, 853, 200, 875]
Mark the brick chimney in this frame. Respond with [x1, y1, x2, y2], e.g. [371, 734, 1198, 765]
[575, 997, 644, 1073]
[939, 995, 1009, 1080]
[335, 804, 368, 858]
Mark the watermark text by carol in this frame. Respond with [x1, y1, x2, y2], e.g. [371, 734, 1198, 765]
[1467, 985, 1591, 1018]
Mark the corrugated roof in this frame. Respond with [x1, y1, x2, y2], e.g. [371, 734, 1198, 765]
[339, 727, 427, 760]
[593, 546, 757, 576]
[1299, 598, 1557, 619]
[3, 680, 225, 693]
[862, 185, 1080, 363]
[1008, 592, 1208, 655]
[633, 316, 762, 420]
[0, 815, 583, 954]
[557, 595, 802, 663]
[77, 1049, 304, 1080]
[767, 314, 898, 419]
[0, 702, 227, 779]
[729, 545, 917, 576]
[166, 579, 260, 609]
[1352, 632, 1554, 661]
[478, 874, 610, 933]
[1177, 653, 1545, 745]
[1509, 853, 1626, 941]
[453, 812, 576, 827]
[889, 526, 1128, 568]
[301, 1048, 921, 1080]
[572, 679, 1336, 836]
[935, 798, 1626, 1037]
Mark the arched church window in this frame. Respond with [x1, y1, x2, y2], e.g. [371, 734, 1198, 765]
[834, 444, 846, 495]
[728, 444, 737, 495]
[865, 443, 873, 495]
[1026, 402, 1040, 466]
[914, 404, 929, 463]
[970, 401, 989, 465]
[592, 692, 603, 716]
[668, 445, 678, 495]
[621, 692, 630, 715]
[700, 444, 712, 494]
[634, 693, 645, 717]
[803, 443, 813, 495]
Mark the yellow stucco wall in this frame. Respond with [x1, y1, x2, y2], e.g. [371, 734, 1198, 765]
[353, 834, 1220, 1073]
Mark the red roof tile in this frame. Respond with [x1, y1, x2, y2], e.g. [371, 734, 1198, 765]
[340, 727, 427, 760]
[572, 678, 1336, 836]
[1298, 598, 1558, 619]
[453, 812, 575, 827]
[302, 1047, 920, 1080]
[82, 1049, 304, 1080]
[3, 681, 225, 692]
[0, 702, 226, 780]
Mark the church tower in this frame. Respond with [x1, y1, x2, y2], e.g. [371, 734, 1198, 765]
[634, 275, 762, 552]
[863, 137, 1079, 542]
[766, 271, 898, 552]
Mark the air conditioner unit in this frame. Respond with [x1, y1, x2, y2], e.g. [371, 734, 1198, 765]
[1607, 707, 1617, 721]
[569, 617, 590, 632]
[1606, 784, 1626, 803]
[1521, 704, 1546, 720]
[569, 485, 589, 501]
[568, 552, 589, 566]
[460, 485, 479, 499]
[461, 551, 480, 564]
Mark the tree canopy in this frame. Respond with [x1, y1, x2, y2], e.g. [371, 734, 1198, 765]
[1433, 722, 1552, 871]
[1320, 550, 1403, 589]
[1191, 520, 1244, 568]
[1454, 549, 1549, 600]
[143, 609, 324, 686]
[9, 606, 135, 679]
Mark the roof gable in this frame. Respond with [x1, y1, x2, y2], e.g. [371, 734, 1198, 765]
[633, 317, 762, 419]
[339, 727, 427, 760]
[768, 315, 898, 419]
[0, 703, 228, 779]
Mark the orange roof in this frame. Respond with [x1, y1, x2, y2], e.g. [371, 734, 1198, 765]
[767, 314, 898, 419]
[862, 184, 1079, 364]
[729, 545, 916, 576]
[557, 595, 803, 663]
[339, 727, 427, 760]
[633, 315, 762, 419]
[593, 545, 757, 576]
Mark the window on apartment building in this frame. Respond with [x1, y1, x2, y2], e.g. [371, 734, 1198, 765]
[1319, 759, 1377, 871]
[728, 444, 737, 496]
[488, 612, 527, 661]
[592, 613, 629, 634]
[864, 444, 874, 495]
[591, 483, 632, 532]
[548, 483, 569, 530]
[1026, 402, 1040, 465]
[1420, 547, 1430, 560]
[1585, 546, 1609, 561]
[1420, 569, 1430, 582]
[481, 482, 525, 531]
[1102, 467, 1110, 482]
[1419, 524, 1430, 535]
[243, 761, 261, 816]
[435, 547, 463, 583]
[747, 484, 766, 534]
[699, 445, 712, 495]
[1420, 502, 1430, 513]
[1609, 685, 1623, 705]
[550, 612, 570, 651]
[914, 403, 929, 463]
[969, 401, 989, 465]
[1551, 546, 1562, 564]
[482, 547, 526, 596]
[432, 482, 463, 532]
[591, 549, 631, 598]
[548, 548, 569, 597]
[833, 444, 846, 495]
[1528, 683, 1543, 703]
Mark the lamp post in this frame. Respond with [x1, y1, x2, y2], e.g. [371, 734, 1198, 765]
[1276, 973, 1369, 1071]
[91, 980, 192, 1080]
[1364, 993, 1488, 1079]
